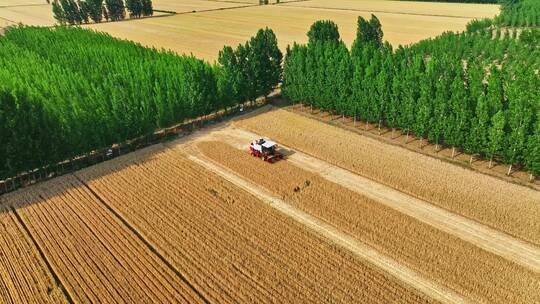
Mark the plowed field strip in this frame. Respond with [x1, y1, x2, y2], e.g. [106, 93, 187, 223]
[77, 146, 435, 304]
[235, 109, 540, 245]
[186, 152, 466, 304]
[213, 127, 540, 273]
[0, 206, 69, 304]
[2, 175, 205, 303]
[195, 140, 540, 304]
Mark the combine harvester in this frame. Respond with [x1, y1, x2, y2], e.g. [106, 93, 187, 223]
[249, 138, 283, 163]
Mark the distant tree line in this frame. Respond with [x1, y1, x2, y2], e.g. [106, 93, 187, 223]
[51, 0, 153, 25]
[0, 26, 281, 179]
[283, 16, 540, 177]
[495, 0, 540, 27]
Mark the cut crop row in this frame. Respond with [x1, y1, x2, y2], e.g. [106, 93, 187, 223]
[1, 175, 203, 303]
[76, 145, 435, 304]
[197, 141, 540, 304]
[0, 205, 68, 304]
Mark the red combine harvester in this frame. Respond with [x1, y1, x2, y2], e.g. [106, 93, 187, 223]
[249, 138, 283, 163]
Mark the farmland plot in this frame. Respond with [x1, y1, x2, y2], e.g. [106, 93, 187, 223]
[1, 175, 203, 303]
[236, 109, 540, 246]
[0, 5, 54, 26]
[87, 4, 484, 61]
[0, 206, 68, 304]
[152, 0, 253, 13]
[283, 0, 500, 19]
[197, 141, 540, 304]
[76, 144, 435, 304]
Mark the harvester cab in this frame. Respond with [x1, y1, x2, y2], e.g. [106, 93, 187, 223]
[249, 138, 283, 163]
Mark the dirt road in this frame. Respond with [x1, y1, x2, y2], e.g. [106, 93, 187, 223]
[179, 125, 540, 274]
[187, 153, 470, 304]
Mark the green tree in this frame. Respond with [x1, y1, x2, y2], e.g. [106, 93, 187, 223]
[86, 0, 103, 22]
[126, 0, 143, 18]
[217, 45, 243, 109]
[526, 119, 540, 179]
[446, 65, 472, 157]
[307, 20, 340, 45]
[141, 0, 153, 16]
[246, 28, 283, 100]
[52, 1, 67, 24]
[369, 14, 383, 48]
[488, 110, 506, 168]
[78, 0, 90, 23]
[504, 69, 534, 175]
[105, 0, 125, 21]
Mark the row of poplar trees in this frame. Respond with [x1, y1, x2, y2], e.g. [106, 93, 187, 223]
[283, 16, 540, 177]
[0, 26, 282, 179]
[52, 0, 153, 25]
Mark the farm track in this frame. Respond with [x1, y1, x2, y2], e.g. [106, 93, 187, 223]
[0, 206, 68, 304]
[77, 145, 435, 303]
[236, 108, 540, 245]
[194, 140, 540, 304]
[186, 151, 467, 304]
[207, 127, 540, 273]
[1, 175, 204, 303]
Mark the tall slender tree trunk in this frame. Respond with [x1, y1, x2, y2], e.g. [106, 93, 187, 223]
[452, 147, 456, 159]
[405, 129, 409, 143]
[353, 115, 356, 126]
[365, 120, 369, 131]
[310, 104, 313, 113]
[507, 164, 513, 176]
[342, 113, 345, 123]
[489, 156, 493, 169]
[378, 120, 382, 135]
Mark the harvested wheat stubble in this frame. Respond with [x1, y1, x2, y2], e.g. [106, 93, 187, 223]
[198, 141, 540, 304]
[236, 109, 540, 245]
[1, 175, 204, 304]
[77, 144, 435, 304]
[0, 205, 68, 304]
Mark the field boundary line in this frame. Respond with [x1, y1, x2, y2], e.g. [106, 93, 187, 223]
[281, 4, 478, 19]
[10, 206, 75, 304]
[73, 174, 210, 304]
[187, 153, 471, 304]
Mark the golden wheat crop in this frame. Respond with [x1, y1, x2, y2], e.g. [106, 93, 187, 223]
[1, 175, 203, 303]
[198, 140, 540, 304]
[236, 109, 540, 245]
[0, 206, 68, 303]
[76, 144, 434, 304]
